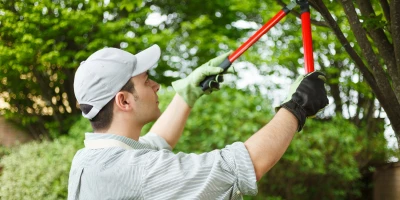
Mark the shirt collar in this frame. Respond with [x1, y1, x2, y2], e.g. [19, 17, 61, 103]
[84, 133, 152, 149]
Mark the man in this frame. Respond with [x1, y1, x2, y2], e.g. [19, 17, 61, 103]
[68, 44, 328, 199]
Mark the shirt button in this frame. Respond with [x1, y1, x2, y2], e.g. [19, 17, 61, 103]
[236, 191, 241, 195]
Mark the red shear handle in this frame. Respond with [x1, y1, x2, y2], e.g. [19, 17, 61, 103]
[229, 10, 288, 62]
[299, 0, 315, 74]
[199, 8, 291, 91]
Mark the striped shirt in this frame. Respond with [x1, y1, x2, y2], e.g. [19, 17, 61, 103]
[68, 132, 257, 200]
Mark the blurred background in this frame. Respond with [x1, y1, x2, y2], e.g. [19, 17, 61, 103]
[0, 0, 399, 199]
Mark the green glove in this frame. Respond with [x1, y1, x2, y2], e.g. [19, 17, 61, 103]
[276, 71, 329, 132]
[172, 51, 232, 107]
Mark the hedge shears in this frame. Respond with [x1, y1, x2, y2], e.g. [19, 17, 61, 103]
[200, 0, 315, 90]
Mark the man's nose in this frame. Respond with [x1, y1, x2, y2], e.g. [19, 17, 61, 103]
[152, 81, 160, 92]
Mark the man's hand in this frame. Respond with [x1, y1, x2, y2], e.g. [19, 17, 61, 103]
[172, 51, 232, 107]
[277, 71, 329, 131]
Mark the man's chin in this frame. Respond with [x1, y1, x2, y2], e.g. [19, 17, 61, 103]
[157, 109, 162, 118]
[153, 109, 162, 121]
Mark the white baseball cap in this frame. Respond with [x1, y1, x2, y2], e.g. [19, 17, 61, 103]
[74, 44, 161, 119]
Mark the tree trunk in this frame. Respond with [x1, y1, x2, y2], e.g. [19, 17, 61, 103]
[311, 0, 400, 145]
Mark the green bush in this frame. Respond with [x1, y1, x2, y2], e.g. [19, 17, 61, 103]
[0, 138, 82, 200]
[0, 145, 11, 159]
[0, 117, 85, 200]
[0, 145, 11, 170]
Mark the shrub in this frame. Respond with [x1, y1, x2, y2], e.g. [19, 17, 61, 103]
[0, 145, 11, 172]
[0, 138, 81, 200]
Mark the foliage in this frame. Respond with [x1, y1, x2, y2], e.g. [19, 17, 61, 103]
[148, 0, 400, 144]
[0, 0, 175, 138]
[67, 111, 91, 141]
[0, 145, 10, 157]
[0, 114, 85, 199]
[0, 145, 10, 169]
[0, 0, 398, 197]
[0, 138, 81, 199]
[1, 0, 398, 145]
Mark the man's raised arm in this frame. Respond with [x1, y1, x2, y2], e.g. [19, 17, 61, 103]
[150, 52, 231, 149]
[245, 72, 329, 180]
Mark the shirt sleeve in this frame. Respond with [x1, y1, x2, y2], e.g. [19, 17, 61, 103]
[142, 142, 257, 199]
[139, 132, 172, 151]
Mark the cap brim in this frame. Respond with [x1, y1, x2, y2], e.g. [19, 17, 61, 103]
[133, 44, 161, 77]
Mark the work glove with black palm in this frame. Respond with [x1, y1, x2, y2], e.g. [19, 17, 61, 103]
[172, 51, 233, 107]
[277, 71, 329, 132]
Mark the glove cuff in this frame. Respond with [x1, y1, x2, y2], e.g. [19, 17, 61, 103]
[281, 100, 307, 132]
[172, 79, 202, 107]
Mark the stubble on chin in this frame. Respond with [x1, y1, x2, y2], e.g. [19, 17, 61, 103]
[151, 107, 161, 121]
[155, 108, 161, 119]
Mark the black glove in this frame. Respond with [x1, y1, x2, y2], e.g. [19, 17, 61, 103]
[277, 71, 329, 132]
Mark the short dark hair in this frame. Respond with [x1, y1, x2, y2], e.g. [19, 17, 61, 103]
[80, 79, 135, 132]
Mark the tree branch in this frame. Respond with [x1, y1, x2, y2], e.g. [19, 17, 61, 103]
[309, 0, 400, 137]
[365, 96, 375, 125]
[319, 57, 343, 115]
[379, 0, 391, 27]
[308, 0, 378, 92]
[391, 0, 400, 85]
[355, 0, 400, 103]
[339, 0, 397, 101]
[339, 0, 400, 137]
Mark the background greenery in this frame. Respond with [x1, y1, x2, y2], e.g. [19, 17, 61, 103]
[0, 0, 398, 199]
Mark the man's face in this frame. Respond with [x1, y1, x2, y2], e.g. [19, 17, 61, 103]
[131, 72, 161, 124]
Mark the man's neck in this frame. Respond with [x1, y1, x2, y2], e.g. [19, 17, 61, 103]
[100, 122, 143, 141]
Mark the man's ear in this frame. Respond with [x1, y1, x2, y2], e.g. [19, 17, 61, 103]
[114, 91, 133, 112]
